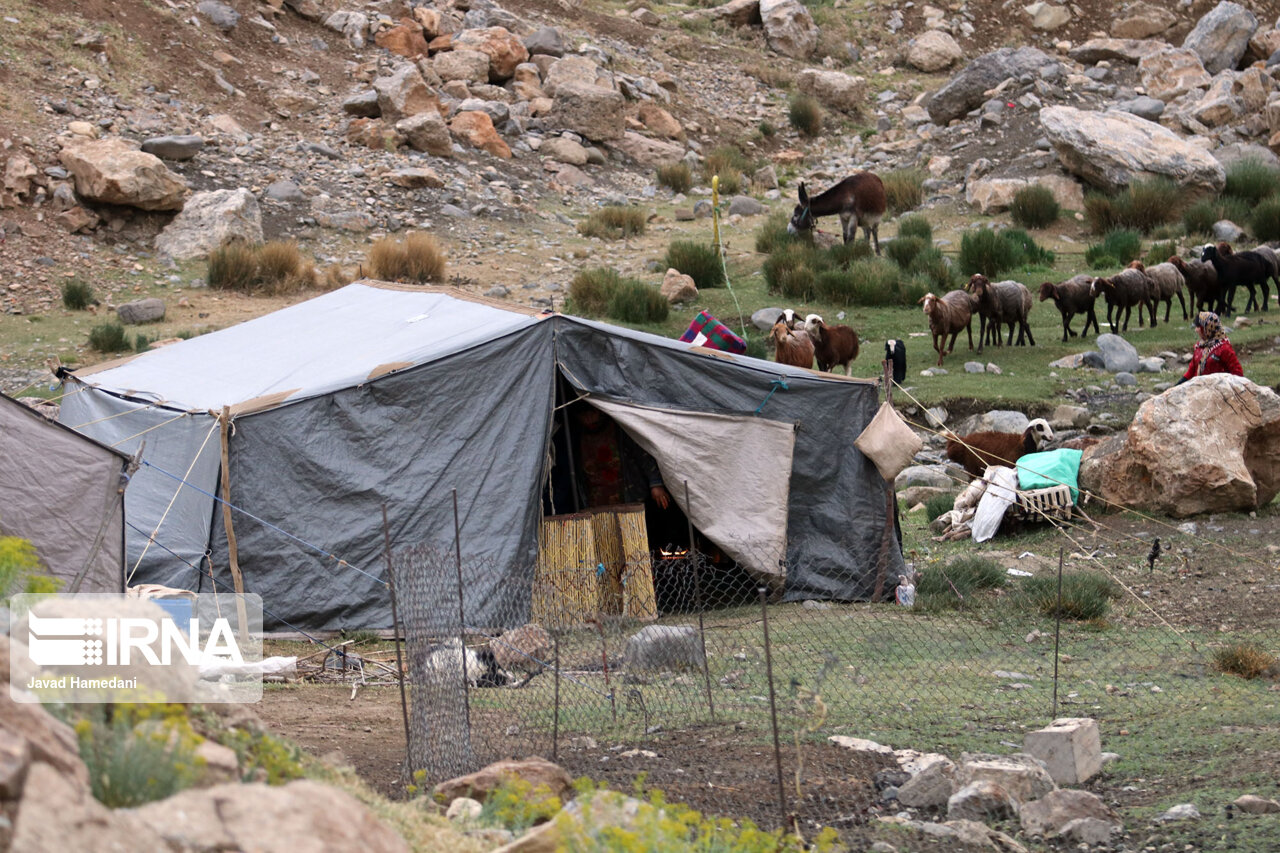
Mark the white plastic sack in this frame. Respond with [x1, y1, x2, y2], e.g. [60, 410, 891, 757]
[199, 656, 297, 680]
[971, 466, 1019, 543]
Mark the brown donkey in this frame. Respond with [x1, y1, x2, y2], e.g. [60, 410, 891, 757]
[787, 172, 887, 254]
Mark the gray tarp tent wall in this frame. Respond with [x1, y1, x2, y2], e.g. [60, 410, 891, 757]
[0, 392, 129, 592]
[59, 282, 903, 632]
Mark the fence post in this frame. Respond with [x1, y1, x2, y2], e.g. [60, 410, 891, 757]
[1052, 545, 1064, 719]
[759, 586, 789, 828]
[451, 490, 473, 743]
[552, 631, 561, 763]
[381, 504, 412, 778]
[685, 480, 716, 721]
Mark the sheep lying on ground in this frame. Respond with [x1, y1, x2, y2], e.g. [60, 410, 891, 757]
[1038, 275, 1099, 342]
[920, 290, 973, 367]
[1168, 255, 1221, 314]
[1129, 260, 1187, 323]
[1091, 267, 1154, 332]
[803, 313, 859, 373]
[770, 320, 814, 368]
[966, 274, 1034, 352]
[945, 418, 1054, 479]
[421, 638, 511, 688]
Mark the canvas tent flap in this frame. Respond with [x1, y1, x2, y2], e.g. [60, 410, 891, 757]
[586, 398, 794, 581]
[60, 389, 222, 588]
[0, 394, 129, 592]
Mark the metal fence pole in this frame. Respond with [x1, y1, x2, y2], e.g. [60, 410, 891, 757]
[552, 631, 561, 763]
[381, 504, 412, 777]
[685, 480, 716, 721]
[759, 586, 789, 828]
[1052, 545, 1064, 719]
[451, 490, 473, 740]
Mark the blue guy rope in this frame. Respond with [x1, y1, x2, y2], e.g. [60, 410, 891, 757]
[754, 377, 790, 414]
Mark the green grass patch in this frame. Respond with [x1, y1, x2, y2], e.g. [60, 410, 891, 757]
[664, 240, 725, 289]
[61, 278, 94, 310]
[882, 168, 924, 216]
[1143, 240, 1179, 267]
[1085, 178, 1185, 235]
[755, 211, 801, 255]
[88, 322, 129, 354]
[567, 267, 623, 317]
[895, 214, 933, 243]
[577, 206, 647, 241]
[885, 235, 928, 269]
[608, 278, 669, 323]
[788, 93, 822, 137]
[1018, 571, 1120, 621]
[1183, 196, 1252, 237]
[917, 555, 1005, 611]
[1223, 157, 1280, 205]
[1249, 196, 1280, 242]
[958, 228, 1053, 277]
[924, 493, 954, 521]
[1085, 229, 1143, 269]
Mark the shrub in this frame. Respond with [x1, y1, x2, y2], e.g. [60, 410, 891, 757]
[896, 273, 932, 306]
[1083, 192, 1120, 235]
[256, 240, 304, 287]
[846, 258, 899, 306]
[825, 238, 873, 267]
[578, 206, 647, 240]
[1010, 184, 1060, 229]
[220, 727, 305, 784]
[1122, 177, 1183, 233]
[76, 705, 203, 808]
[656, 162, 692, 194]
[1211, 643, 1278, 680]
[896, 214, 933, 243]
[567, 267, 622, 317]
[917, 556, 1005, 611]
[788, 94, 823, 137]
[88, 323, 129, 353]
[607, 279, 669, 324]
[908, 246, 954, 290]
[367, 232, 446, 283]
[1085, 229, 1143, 269]
[924, 493, 954, 522]
[1144, 240, 1179, 267]
[206, 241, 260, 292]
[1183, 196, 1251, 236]
[885, 235, 928, 270]
[133, 334, 152, 353]
[882, 168, 924, 215]
[1250, 196, 1280, 242]
[755, 212, 797, 254]
[0, 536, 58, 596]
[1019, 572, 1119, 621]
[61, 278, 94, 310]
[1224, 157, 1280, 205]
[813, 269, 853, 304]
[959, 229, 1016, 277]
[703, 145, 749, 193]
[664, 240, 725, 289]
[321, 264, 353, 291]
[715, 169, 742, 196]
[758, 120, 776, 138]
[1001, 228, 1055, 267]
[475, 777, 563, 834]
[763, 249, 817, 300]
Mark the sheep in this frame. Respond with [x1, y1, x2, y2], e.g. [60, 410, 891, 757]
[1250, 244, 1280, 292]
[1091, 267, 1154, 332]
[1129, 260, 1187, 323]
[1201, 243, 1271, 313]
[770, 320, 815, 369]
[945, 418, 1055, 479]
[803, 313, 859, 373]
[920, 290, 974, 367]
[966, 274, 1034, 352]
[777, 308, 802, 329]
[421, 638, 511, 688]
[1038, 275, 1100, 342]
[1168, 255, 1221, 314]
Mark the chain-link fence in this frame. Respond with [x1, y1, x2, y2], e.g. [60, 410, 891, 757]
[392, 506, 1279, 845]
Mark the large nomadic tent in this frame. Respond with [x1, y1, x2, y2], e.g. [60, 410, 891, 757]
[60, 282, 904, 632]
[1, 391, 130, 592]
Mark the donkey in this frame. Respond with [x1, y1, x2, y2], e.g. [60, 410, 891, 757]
[787, 172, 887, 255]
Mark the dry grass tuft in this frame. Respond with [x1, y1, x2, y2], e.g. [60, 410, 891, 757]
[368, 233, 447, 283]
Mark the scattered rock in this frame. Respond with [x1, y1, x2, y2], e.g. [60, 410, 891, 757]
[434, 758, 574, 805]
[759, 0, 818, 59]
[928, 47, 1054, 124]
[1183, 1, 1257, 74]
[58, 137, 188, 211]
[116, 298, 165, 325]
[661, 268, 698, 303]
[154, 188, 263, 260]
[140, 135, 205, 161]
[907, 30, 964, 72]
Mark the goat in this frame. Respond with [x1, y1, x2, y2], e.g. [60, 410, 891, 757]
[1168, 255, 1221, 314]
[1129, 260, 1187, 323]
[920, 290, 974, 367]
[1038, 275, 1099, 342]
[803, 313, 859, 373]
[787, 173, 887, 254]
[945, 418, 1054, 480]
[770, 320, 815, 369]
[1091, 268, 1154, 332]
[966, 274, 1034, 352]
[1201, 242, 1271, 313]
[421, 638, 511, 688]
[777, 308, 802, 329]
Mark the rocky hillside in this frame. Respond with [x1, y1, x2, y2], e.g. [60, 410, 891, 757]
[3, 0, 1280, 387]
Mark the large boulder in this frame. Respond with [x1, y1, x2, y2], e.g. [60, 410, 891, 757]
[397, 112, 453, 157]
[549, 79, 625, 142]
[759, 0, 817, 59]
[1139, 48, 1212, 102]
[1190, 73, 1245, 127]
[324, 10, 369, 48]
[542, 56, 606, 97]
[433, 49, 491, 84]
[449, 111, 512, 158]
[710, 0, 761, 27]
[1069, 38, 1167, 64]
[374, 64, 439, 123]
[795, 69, 866, 114]
[132, 780, 411, 853]
[1021, 789, 1120, 839]
[433, 758, 573, 804]
[140, 135, 204, 161]
[12, 762, 167, 852]
[375, 20, 430, 58]
[605, 131, 684, 166]
[1183, 1, 1257, 74]
[452, 27, 529, 82]
[966, 174, 1083, 214]
[154, 188, 263, 260]
[1039, 106, 1227, 193]
[1111, 2, 1177, 39]
[907, 30, 964, 72]
[928, 47, 1054, 124]
[58, 137, 188, 211]
[1079, 375, 1280, 516]
[1095, 333, 1139, 373]
[524, 26, 565, 57]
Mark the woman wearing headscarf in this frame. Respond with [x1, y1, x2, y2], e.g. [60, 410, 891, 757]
[1176, 311, 1243, 385]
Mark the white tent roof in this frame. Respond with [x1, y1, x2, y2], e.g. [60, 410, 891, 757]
[74, 282, 544, 413]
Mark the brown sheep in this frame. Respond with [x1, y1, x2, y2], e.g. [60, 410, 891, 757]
[1129, 260, 1187, 323]
[945, 418, 1055, 479]
[1038, 275, 1099, 342]
[966, 274, 1034, 352]
[1168, 255, 1221, 314]
[920, 291, 974, 367]
[803, 314, 859, 374]
[770, 321, 814, 369]
[1091, 267, 1154, 332]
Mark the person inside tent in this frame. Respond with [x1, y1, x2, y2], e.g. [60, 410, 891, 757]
[1176, 311, 1242, 385]
[573, 404, 672, 513]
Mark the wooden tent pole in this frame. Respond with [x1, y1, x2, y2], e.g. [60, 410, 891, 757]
[219, 406, 249, 639]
